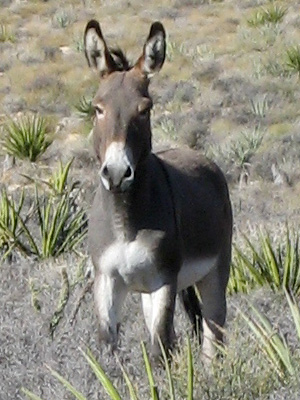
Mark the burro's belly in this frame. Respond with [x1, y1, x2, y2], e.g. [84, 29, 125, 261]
[98, 230, 218, 293]
[177, 256, 218, 291]
[99, 230, 165, 293]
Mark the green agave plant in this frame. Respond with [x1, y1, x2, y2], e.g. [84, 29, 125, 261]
[2, 114, 52, 162]
[247, 5, 287, 27]
[0, 189, 34, 260]
[21, 158, 78, 196]
[0, 23, 15, 43]
[240, 290, 300, 379]
[48, 158, 77, 195]
[0, 185, 87, 260]
[286, 46, 300, 77]
[34, 186, 87, 259]
[228, 227, 300, 295]
[75, 96, 95, 120]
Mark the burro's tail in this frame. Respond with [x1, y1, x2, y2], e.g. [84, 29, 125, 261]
[180, 286, 203, 343]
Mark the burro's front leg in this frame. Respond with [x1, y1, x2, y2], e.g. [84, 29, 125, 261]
[142, 281, 177, 358]
[94, 271, 127, 349]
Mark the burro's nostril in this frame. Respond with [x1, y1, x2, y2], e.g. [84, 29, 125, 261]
[124, 165, 133, 179]
[102, 165, 109, 177]
[100, 160, 134, 192]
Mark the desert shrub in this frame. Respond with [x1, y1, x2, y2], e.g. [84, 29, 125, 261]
[250, 94, 269, 118]
[247, 5, 287, 27]
[173, 81, 196, 103]
[2, 114, 53, 162]
[209, 126, 264, 179]
[26, 75, 63, 91]
[42, 46, 58, 61]
[212, 75, 258, 108]
[153, 116, 179, 142]
[73, 36, 84, 53]
[52, 8, 76, 29]
[0, 23, 15, 43]
[261, 56, 290, 77]
[285, 46, 300, 77]
[75, 96, 94, 121]
[229, 128, 264, 167]
[2, 94, 26, 114]
[173, 0, 214, 6]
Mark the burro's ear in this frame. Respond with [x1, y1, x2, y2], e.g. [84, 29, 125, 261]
[136, 22, 166, 77]
[84, 20, 116, 75]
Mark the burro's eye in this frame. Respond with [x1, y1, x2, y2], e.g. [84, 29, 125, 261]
[95, 104, 105, 119]
[138, 98, 152, 118]
[139, 107, 150, 117]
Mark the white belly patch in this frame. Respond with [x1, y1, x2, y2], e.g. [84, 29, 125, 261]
[99, 230, 165, 292]
[177, 257, 217, 291]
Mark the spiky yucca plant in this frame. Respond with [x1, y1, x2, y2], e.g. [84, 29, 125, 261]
[247, 5, 287, 27]
[0, 186, 87, 260]
[241, 291, 300, 379]
[229, 227, 300, 295]
[34, 187, 87, 259]
[48, 158, 77, 195]
[0, 23, 15, 42]
[286, 46, 300, 77]
[0, 189, 35, 259]
[75, 96, 94, 120]
[2, 114, 52, 162]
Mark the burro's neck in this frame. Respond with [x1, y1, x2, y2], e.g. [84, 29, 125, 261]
[108, 191, 132, 241]
[102, 154, 153, 242]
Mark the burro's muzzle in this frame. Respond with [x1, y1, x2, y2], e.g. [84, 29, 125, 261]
[100, 142, 134, 192]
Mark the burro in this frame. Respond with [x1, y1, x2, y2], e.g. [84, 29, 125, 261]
[85, 20, 233, 362]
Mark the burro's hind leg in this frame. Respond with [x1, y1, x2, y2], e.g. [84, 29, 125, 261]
[197, 258, 230, 362]
[94, 271, 128, 349]
[142, 281, 177, 358]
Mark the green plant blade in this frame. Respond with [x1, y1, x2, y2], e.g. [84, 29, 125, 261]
[241, 304, 295, 378]
[158, 337, 175, 400]
[81, 349, 122, 400]
[117, 358, 139, 400]
[260, 232, 280, 288]
[47, 365, 86, 400]
[187, 336, 194, 400]
[234, 246, 265, 287]
[21, 388, 45, 400]
[285, 290, 300, 341]
[141, 341, 160, 400]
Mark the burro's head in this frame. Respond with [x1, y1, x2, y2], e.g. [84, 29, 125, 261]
[84, 20, 166, 193]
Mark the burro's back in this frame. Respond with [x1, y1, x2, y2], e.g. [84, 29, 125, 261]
[84, 19, 232, 362]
